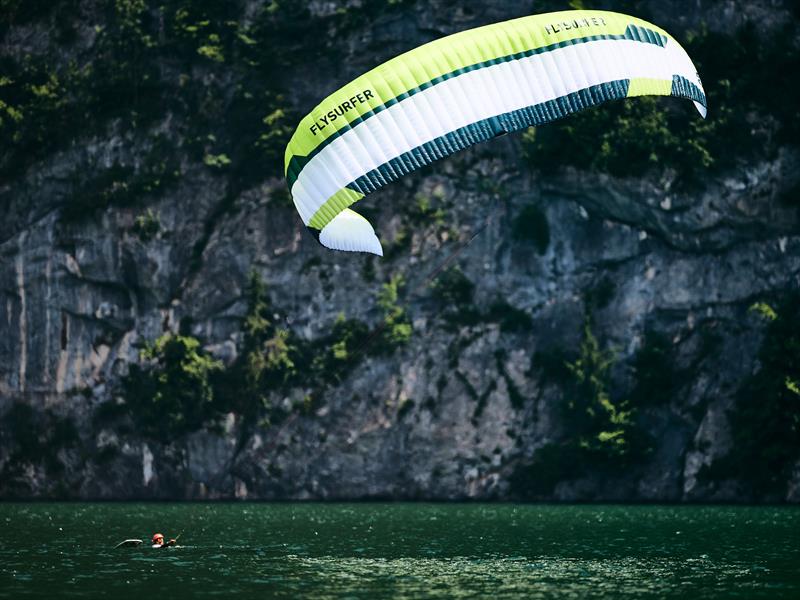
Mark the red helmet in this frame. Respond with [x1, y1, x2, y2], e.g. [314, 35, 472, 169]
[152, 533, 164, 543]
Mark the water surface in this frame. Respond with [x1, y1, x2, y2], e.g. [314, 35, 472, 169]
[1, 503, 798, 598]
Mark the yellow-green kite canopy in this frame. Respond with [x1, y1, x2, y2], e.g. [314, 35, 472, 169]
[284, 9, 707, 256]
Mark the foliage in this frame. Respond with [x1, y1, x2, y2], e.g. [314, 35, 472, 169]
[120, 270, 405, 436]
[713, 295, 800, 493]
[512, 204, 550, 254]
[203, 153, 231, 169]
[522, 21, 800, 183]
[132, 208, 160, 241]
[254, 100, 295, 169]
[749, 302, 778, 322]
[522, 96, 712, 182]
[310, 313, 371, 384]
[123, 333, 222, 438]
[61, 137, 180, 222]
[515, 318, 654, 496]
[212, 270, 297, 424]
[428, 267, 533, 333]
[382, 225, 411, 261]
[408, 190, 446, 225]
[564, 319, 635, 458]
[532, 346, 573, 385]
[1, 0, 297, 194]
[197, 35, 225, 62]
[213, 271, 376, 426]
[378, 274, 413, 348]
[0, 55, 89, 176]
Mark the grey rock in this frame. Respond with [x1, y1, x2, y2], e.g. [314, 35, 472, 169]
[0, 0, 798, 502]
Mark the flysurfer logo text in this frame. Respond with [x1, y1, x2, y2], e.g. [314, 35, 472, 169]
[545, 16, 606, 35]
[310, 90, 374, 136]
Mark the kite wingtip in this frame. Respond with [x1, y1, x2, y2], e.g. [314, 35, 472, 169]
[318, 208, 383, 256]
[694, 101, 707, 119]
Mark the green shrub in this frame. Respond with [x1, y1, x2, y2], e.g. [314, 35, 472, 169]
[713, 295, 800, 493]
[61, 138, 180, 222]
[212, 270, 299, 422]
[211, 270, 405, 426]
[521, 21, 800, 183]
[408, 191, 446, 225]
[0, 57, 82, 176]
[203, 152, 231, 169]
[133, 208, 160, 240]
[1, 0, 297, 188]
[124, 333, 223, 438]
[513, 317, 654, 496]
[254, 101, 295, 170]
[522, 96, 711, 181]
[311, 313, 370, 381]
[382, 225, 411, 261]
[750, 302, 778, 322]
[378, 274, 413, 348]
[564, 319, 635, 459]
[429, 268, 532, 333]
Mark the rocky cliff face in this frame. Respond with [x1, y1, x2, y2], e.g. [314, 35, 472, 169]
[1, 0, 798, 501]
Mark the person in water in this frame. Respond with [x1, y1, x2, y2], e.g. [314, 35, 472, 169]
[151, 533, 176, 548]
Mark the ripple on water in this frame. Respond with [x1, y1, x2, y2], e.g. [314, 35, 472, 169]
[237, 555, 774, 599]
[0, 503, 797, 599]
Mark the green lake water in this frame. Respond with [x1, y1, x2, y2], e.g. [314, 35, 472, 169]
[1, 503, 798, 599]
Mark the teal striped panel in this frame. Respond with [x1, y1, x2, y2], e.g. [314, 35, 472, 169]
[287, 25, 668, 191]
[344, 80, 630, 198]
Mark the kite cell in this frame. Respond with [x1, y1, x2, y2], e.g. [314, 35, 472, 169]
[284, 10, 707, 256]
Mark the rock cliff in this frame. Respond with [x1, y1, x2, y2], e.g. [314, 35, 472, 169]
[1, 0, 798, 501]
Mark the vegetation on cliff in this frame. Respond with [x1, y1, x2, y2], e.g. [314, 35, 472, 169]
[124, 334, 223, 438]
[1, 1, 797, 500]
[708, 296, 800, 495]
[1, 0, 302, 203]
[522, 21, 800, 183]
[511, 315, 651, 496]
[116, 270, 414, 438]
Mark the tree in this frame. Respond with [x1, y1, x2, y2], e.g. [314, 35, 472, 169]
[564, 318, 635, 459]
[124, 333, 222, 438]
[721, 296, 800, 492]
[377, 274, 412, 348]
